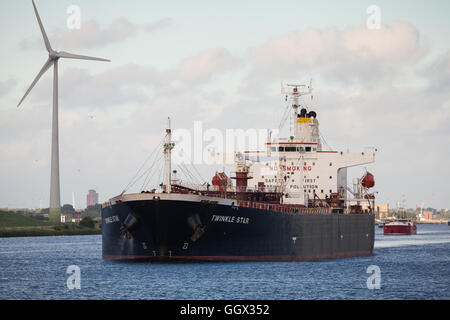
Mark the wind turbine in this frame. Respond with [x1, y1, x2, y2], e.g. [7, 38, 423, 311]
[18, 0, 110, 223]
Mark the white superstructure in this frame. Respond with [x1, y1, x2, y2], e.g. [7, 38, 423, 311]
[240, 83, 376, 206]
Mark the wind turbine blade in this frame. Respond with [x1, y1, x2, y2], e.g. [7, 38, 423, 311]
[32, 0, 52, 53]
[17, 58, 53, 107]
[57, 51, 110, 62]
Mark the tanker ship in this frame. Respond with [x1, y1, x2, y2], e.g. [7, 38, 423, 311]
[102, 83, 377, 261]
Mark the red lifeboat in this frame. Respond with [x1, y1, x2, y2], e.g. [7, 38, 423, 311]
[212, 172, 228, 186]
[212, 172, 229, 192]
[361, 171, 375, 189]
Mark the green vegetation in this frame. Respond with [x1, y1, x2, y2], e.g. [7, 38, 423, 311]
[0, 210, 50, 227]
[0, 210, 101, 238]
[80, 216, 95, 229]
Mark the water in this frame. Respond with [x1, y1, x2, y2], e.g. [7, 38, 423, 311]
[1, 224, 449, 300]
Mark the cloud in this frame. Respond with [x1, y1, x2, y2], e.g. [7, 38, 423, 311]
[19, 17, 172, 50]
[0, 78, 17, 97]
[6, 20, 450, 209]
[311, 83, 449, 209]
[27, 64, 167, 109]
[248, 22, 427, 84]
[144, 18, 173, 33]
[423, 50, 450, 93]
[21, 60, 230, 125]
[61, 18, 138, 48]
[318, 86, 449, 141]
[178, 48, 240, 83]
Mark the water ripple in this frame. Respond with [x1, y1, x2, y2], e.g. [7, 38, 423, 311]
[0, 224, 449, 300]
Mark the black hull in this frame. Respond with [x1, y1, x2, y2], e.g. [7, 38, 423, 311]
[102, 196, 374, 262]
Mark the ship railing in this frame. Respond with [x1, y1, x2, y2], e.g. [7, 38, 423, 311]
[205, 185, 280, 193]
[173, 180, 284, 194]
[173, 180, 209, 191]
[235, 186, 280, 193]
[236, 200, 331, 215]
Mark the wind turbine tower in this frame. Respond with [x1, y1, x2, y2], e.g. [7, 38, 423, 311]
[18, 1, 110, 223]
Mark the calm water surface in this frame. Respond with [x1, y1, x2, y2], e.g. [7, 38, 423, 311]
[1, 224, 449, 300]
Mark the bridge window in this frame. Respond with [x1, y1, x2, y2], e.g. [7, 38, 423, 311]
[297, 147, 305, 152]
[271, 147, 277, 152]
[285, 147, 296, 152]
[278, 147, 285, 152]
[305, 147, 311, 152]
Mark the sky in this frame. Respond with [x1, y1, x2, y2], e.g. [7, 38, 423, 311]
[0, 0, 449, 210]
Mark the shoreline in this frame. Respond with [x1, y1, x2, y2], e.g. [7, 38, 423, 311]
[0, 226, 101, 238]
[0, 210, 101, 238]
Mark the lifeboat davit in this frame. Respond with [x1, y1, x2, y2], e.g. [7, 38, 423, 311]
[361, 171, 375, 188]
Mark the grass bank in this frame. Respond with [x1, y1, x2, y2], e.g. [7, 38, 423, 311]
[0, 211, 101, 238]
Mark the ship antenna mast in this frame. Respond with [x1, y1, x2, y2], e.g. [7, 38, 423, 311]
[164, 117, 175, 193]
[281, 80, 313, 117]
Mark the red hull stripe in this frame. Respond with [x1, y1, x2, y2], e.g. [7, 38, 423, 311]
[103, 251, 372, 262]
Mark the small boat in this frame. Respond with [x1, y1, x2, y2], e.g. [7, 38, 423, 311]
[378, 220, 385, 228]
[384, 219, 417, 235]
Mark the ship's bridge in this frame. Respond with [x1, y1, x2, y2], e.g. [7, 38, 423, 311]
[246, 146, 375, 206]
[239, 82, 376, 206]
[266, 142, 319, 155]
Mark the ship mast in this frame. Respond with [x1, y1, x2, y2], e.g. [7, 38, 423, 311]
[277, 81, 314, 204]
[282, 81, 313, 118]
[164, 117, 175, 193]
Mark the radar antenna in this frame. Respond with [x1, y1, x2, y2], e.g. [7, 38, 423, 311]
[281, 80, 313, 116]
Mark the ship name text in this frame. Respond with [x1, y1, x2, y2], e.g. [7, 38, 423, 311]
[104, 215, 119, 224]
[211, 215, 250, 224]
